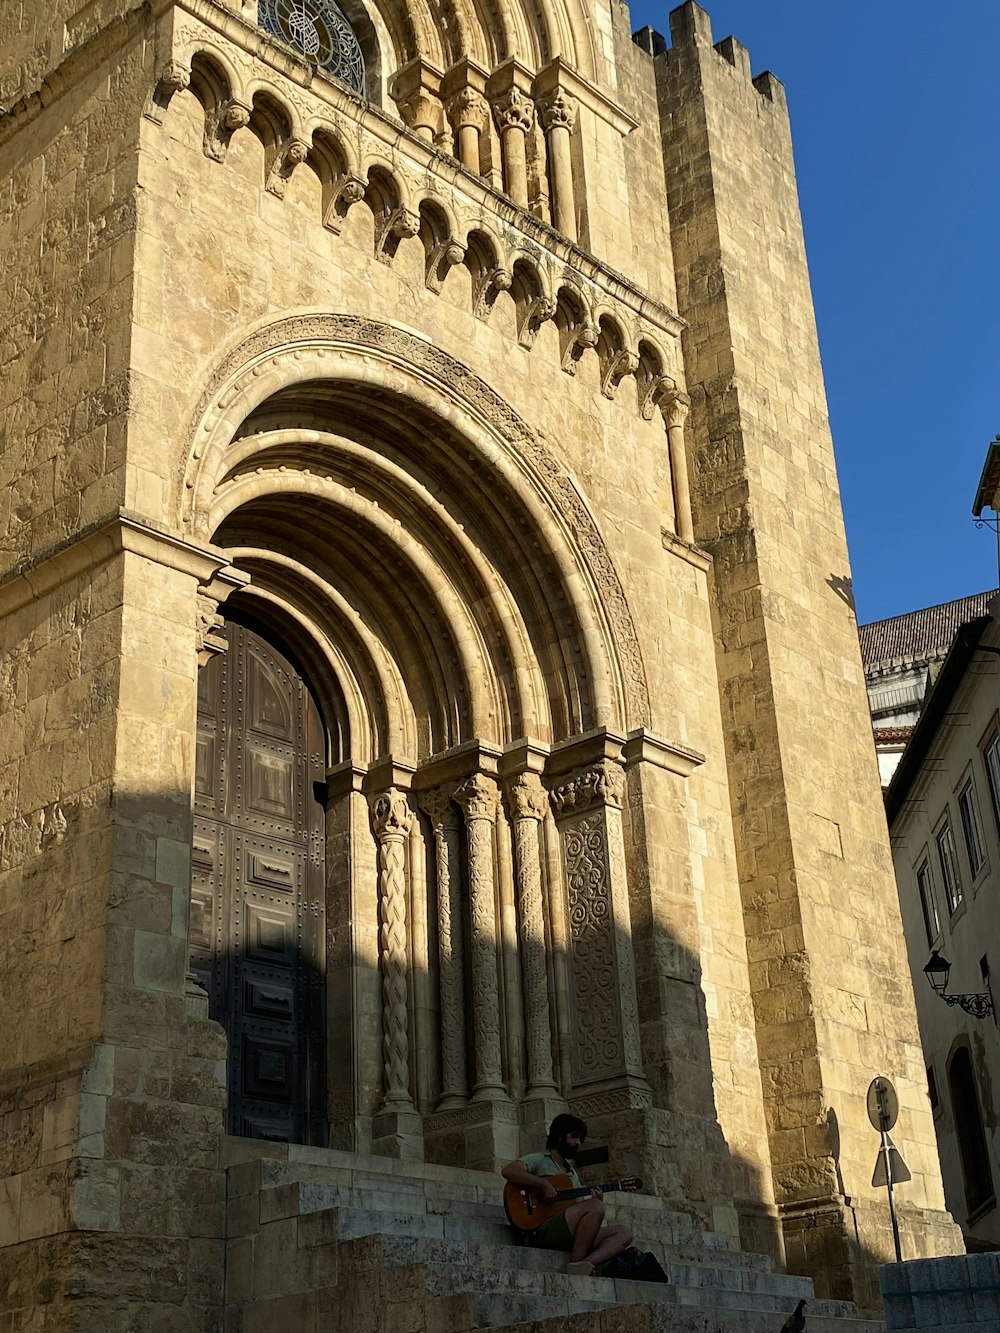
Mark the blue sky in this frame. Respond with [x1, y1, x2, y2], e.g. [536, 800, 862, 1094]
[626, 0, 1000, 626]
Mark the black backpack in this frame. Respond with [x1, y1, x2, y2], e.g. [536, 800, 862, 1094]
[603, 1247, 669, 1283]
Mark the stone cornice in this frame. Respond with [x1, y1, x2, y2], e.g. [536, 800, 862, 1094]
[1, 0, 684, 341]
[0, 510, 241, 619]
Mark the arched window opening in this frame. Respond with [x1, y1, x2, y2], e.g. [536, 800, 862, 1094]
[259, 0, 366, 94]
[947, 1046, 995, 1220]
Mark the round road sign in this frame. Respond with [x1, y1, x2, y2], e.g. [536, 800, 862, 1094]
[866, 1076, 899, 1132]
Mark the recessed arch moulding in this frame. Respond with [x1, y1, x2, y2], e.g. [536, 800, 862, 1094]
[184, 312, 650, 766]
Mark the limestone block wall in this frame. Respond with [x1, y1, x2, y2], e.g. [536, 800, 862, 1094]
[655, 0, 960, 1300]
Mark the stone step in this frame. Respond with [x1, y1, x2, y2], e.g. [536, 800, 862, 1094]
[255, 1177, 756, 1269]
[488, 1304, 884, 1333]
[330, 1232, 833, 1323]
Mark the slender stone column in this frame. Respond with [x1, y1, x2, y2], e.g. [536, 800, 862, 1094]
[369, 787, 415, 1109]
[663, 390, 694, 544]
[549, 757, 648, 1105]
[537, 90, 578, 240]
[447, 88, 488, 172]
[490, 89, 534, 209]
[454, 772, 507, 1101]
[505, 772, 557, 1097]
[419, 787, 468, 1109]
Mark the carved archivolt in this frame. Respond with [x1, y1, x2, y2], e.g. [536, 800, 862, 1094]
[184, 314, 651, 729]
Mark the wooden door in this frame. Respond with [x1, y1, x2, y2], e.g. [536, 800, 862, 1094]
[190, 619, 327, 1143]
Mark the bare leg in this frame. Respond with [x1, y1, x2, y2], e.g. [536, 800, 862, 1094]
[582, 1223, 632, 1268]
[564, 1199, 604, 1262]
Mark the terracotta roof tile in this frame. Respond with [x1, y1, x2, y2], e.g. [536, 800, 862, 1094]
[859, 590, 997, 673]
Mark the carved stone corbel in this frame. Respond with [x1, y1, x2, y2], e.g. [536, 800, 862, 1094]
[640, 372, 676, 421]
[205, 98, 251, 162]
[147, 60, 190, 124]
[323, 173, 367, 233]
[425, 236, 467, 293]
[266, 137, 309, 198]
[560, 322, 598, 375]
[376, 205, 421, 263]
[473, 265, 512, 321]
[196, 564, 250, 666]
[516, 294, 557, 349]
[600, 347, 639, 400]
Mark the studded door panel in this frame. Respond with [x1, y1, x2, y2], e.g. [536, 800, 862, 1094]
[191, 620, 326, 1144]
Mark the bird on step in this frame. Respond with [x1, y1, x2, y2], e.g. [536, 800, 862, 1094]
[779, 1299, 806, 1332]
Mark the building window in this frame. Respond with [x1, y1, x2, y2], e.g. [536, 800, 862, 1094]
[936, 819, 963, 915]
[983, 730, 1000, 831]
[927, 1064, 940, 1114]
[958, 781, 986, 877]
[916, 859, 940, 945]
[947, 1047, 995, 1219]
[259, 0, 366, 93]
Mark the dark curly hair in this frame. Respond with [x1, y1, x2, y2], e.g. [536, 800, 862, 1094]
[546, 1113, 587, 1149]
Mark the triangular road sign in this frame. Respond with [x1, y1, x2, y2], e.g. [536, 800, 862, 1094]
[872, 1134, 912, 1187]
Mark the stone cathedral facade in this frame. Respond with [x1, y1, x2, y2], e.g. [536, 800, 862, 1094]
[0, 0, 961, 1328]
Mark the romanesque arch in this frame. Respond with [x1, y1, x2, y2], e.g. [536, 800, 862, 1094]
[183, 313, 654, 1162]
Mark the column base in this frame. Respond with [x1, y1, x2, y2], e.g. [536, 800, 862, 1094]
[424, 1099, 521, 1170]
[371, 1104, 424, 1162]
[518, 1093, 567, 1143]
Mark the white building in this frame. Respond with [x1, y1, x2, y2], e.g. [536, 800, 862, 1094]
[885, 609, 1000, 1250]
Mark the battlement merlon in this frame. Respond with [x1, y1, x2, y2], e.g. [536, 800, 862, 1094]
[632, 3, 787, 114]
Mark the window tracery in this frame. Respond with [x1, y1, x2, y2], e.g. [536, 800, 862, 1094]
[259, 0, 365, 94]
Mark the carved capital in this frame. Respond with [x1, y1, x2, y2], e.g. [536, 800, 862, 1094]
[418, 786, 461, 831]
[491, 88, 534, 135]
[640, 372, 676, 422]
[370, 788, 414, 840]
[447, 87, 488, 132]
[538, 89, 578, 133]
[550, 760, 625, 817]
[454, 772, 500, 822]
[397, 92, 445, 141]
[505, 772, 548, 822]
[662, 388, 691, 430]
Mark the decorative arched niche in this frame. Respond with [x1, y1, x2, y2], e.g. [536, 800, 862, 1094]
[184, 312, 650, 762]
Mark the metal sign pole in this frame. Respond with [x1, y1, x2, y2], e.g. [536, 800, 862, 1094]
[882, 1128, 903, 1263]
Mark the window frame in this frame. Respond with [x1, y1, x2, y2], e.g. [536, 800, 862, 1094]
[935, 816, 964, 916]
[916, 856, 941, 947]
[957, 777, 987, 880]
[981, 725, 1000, 834]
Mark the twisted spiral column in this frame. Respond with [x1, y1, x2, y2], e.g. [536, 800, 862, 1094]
[420, 787, 469, 1108]
[455, 773, 507, 1101]
[370, 788, 415, 1109]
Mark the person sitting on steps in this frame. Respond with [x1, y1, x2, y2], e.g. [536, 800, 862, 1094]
[501, 1113, 633, 1276]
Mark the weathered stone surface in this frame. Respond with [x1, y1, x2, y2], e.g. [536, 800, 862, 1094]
[0, 0, 961, 1327]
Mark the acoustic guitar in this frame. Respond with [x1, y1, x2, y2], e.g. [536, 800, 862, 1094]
[503, 1173, 643, 1231]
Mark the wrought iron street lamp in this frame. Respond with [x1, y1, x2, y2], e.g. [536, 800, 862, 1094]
[923, 950, 995, 1021]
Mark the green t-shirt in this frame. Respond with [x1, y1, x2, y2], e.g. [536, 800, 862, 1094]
[520, 1152, 582, 1189]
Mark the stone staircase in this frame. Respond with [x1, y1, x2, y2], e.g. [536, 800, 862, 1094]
[222, 1138, 885, 1333]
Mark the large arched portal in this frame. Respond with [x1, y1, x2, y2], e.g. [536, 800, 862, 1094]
[184, 316, 655, 1166]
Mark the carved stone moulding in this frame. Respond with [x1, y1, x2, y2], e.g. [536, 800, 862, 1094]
[424, 1099, 520, 1132]
[571, 1083, 654, 1118]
